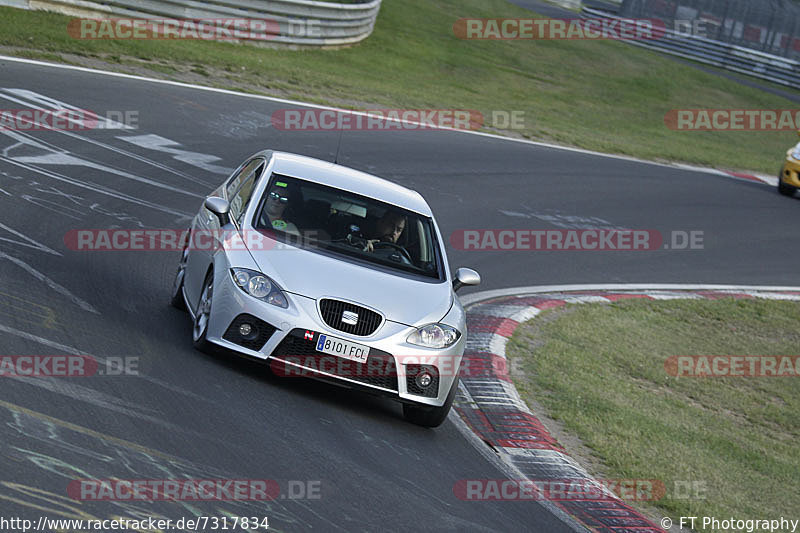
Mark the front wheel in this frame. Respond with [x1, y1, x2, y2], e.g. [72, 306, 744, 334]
[778, 174, 796, 197]
[192, 271, 214, 352]
[403, 376, 459, 428]
[170, 235, 190, 310]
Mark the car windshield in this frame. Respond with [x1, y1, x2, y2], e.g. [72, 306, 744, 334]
[253, 174, 443, 279]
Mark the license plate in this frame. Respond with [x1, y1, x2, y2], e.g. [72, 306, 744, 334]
[315, 334, 370, 364]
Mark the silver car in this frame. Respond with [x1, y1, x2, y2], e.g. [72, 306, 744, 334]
[170, 151, 480, 427]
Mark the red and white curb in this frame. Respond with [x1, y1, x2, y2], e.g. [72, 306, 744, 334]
[454, 284, 800, 533]
[675, 165, 776, 186]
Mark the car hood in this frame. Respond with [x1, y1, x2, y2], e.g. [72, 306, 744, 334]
[250, 247, 453, 327]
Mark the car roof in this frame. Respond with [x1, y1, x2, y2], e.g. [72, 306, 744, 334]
[260, 151, 432, 217]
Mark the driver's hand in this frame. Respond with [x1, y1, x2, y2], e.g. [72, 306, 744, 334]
[364, 239, 380, 252]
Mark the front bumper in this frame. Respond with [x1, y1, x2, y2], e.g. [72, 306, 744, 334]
[203, 268, 464, 407]
[781, 157, 800, 188]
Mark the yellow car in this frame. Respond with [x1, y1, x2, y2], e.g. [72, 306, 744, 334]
[779, 131, 800, 197]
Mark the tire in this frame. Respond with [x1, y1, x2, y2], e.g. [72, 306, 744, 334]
[403, 376, 459, 428]
[192, 270, 214, 352]
[778, 173, 796, 197]
[169, 236, 190, 310]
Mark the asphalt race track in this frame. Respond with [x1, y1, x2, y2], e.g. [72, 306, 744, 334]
[0, 58, 798, 532]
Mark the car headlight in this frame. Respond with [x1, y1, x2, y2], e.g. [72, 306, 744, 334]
[230, 268, 288, 308]
[407, 323, 461, 349]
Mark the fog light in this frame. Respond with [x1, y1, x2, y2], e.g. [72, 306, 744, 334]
[239, 323, 253, 336]
[415, 372, 433, 388]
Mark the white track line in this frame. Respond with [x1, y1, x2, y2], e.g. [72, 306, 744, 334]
[0, 54, 775, 183]
[460, 283, 800, 307]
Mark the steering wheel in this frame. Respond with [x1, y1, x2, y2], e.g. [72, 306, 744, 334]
[372, 241, 413, 263]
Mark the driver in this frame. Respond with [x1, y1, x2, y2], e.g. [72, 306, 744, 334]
[261, 181, 300, 236]
[364, 210, 406, 252]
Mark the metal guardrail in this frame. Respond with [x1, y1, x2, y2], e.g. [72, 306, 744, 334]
[1, 0, 382, 46]
[583, 6, 800, 89]
[583, 0, 620, 14]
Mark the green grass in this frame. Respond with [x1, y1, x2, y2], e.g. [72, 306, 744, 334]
[506, 298, 800, 521]
[1, 0, 798, 174]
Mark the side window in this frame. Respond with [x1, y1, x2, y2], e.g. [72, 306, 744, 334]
[232, 168, 260, 224]
[229, 162, 264, 224]
[226, 159, 262, 199]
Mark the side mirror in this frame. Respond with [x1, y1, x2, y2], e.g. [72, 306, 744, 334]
[453, 267, 481, 292]
[204, 197, 230, 226]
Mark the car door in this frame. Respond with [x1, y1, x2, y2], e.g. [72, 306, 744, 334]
[183, 158, 264, 309]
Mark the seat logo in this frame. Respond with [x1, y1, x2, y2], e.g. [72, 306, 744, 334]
[341, 311, 359, 325]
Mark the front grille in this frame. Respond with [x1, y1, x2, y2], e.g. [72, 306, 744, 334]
[405, 364, 440, 398]
[222, 314, 276, 351]
[270, 329, 398, 391]
[319, 299, 382, 336]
